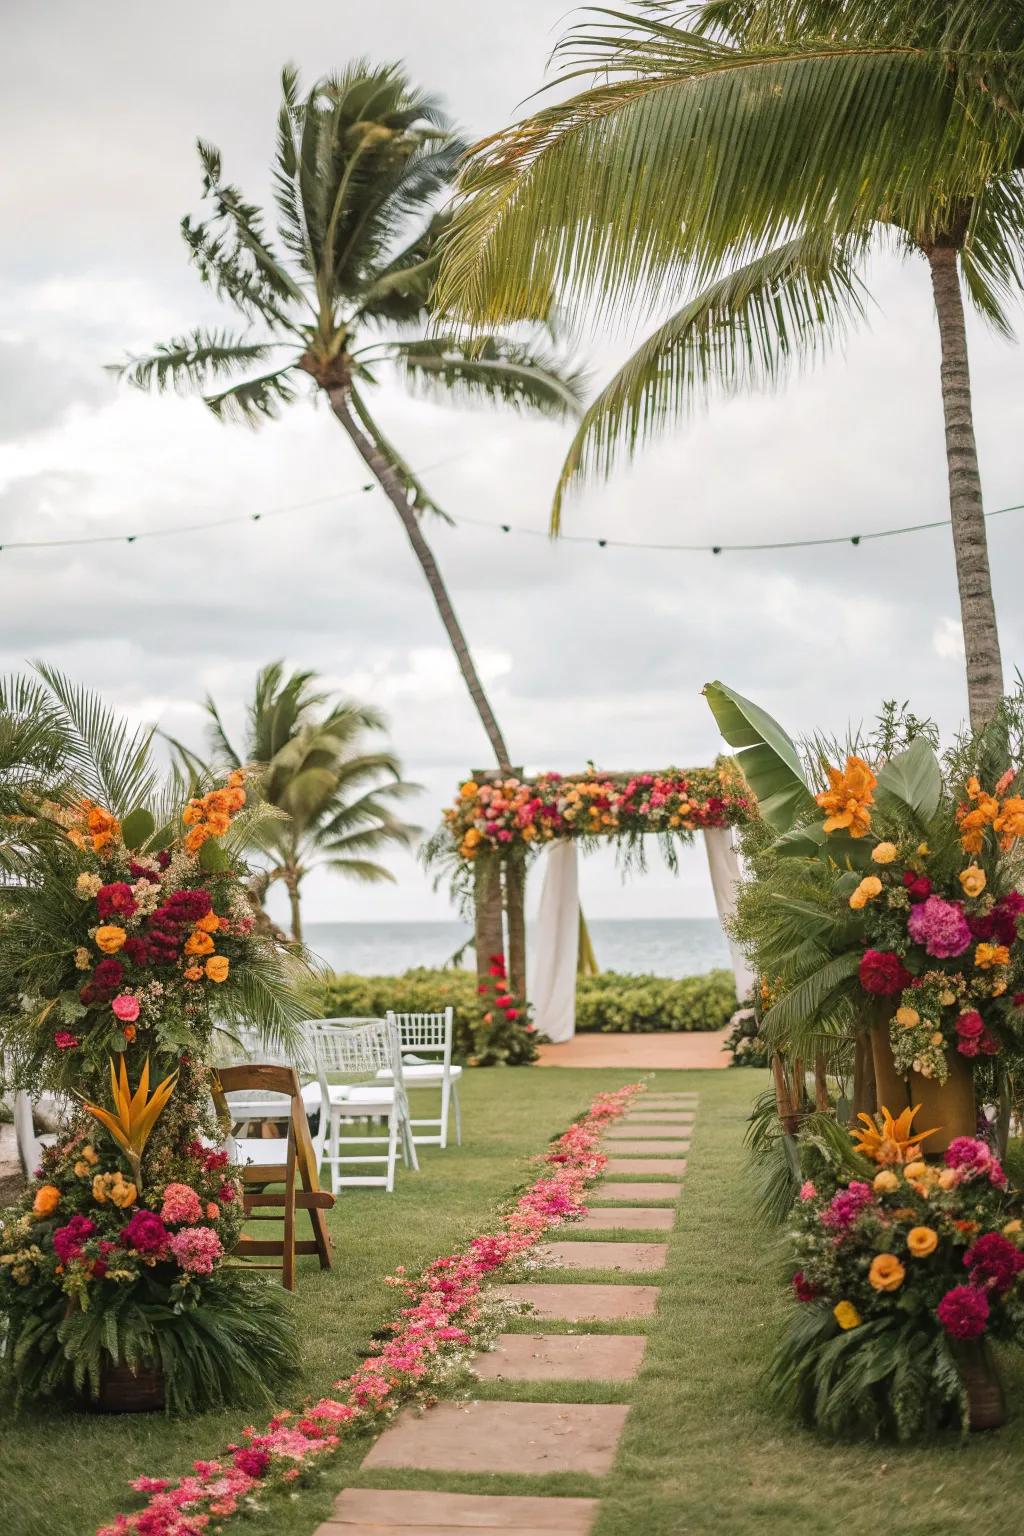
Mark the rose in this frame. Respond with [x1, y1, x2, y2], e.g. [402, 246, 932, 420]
[956, 1010, 984, 1040]
[859, 950, 912, 996]
[907, 1226, 938, 1257]
[959, 866, 987, 898]
[112, 993, 140, 1022]
[205, 955, 230, 983]
[96, 882, 138, 920]
[868, 1253, 906, 1292]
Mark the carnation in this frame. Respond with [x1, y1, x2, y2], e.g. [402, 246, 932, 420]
[820, 1181, 874, 1230]
[92, 958, 125, 989]
[120, 1208, 169, 1255]
[906, 896, 972, 958]
[936, 1284, 990, 1339]
[169, 1225, 223, 1275]
[859, 950, 912, 996]
[53, 1213, 96, 1264]
[232, 1448, 270, 1478]
[160, 1182, 203, 1225]
[96, 882, 138, 920]
[112, 993, 140, 1022]
[964, 1233, 1024, 1294]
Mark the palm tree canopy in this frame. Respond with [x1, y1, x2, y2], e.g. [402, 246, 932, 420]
[199, 662, 420, 889]
[437, 1, 1024, 521]
[113, 61, 585, 514]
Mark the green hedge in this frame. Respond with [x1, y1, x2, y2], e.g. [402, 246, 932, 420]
[316, 967, 736, 1060]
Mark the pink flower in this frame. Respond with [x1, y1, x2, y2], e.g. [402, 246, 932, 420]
[53, 1214, 96, 1264]
[54, 1030, 80, 1050]
[964, 1233, 1024, 1294]
[820, 1181, 873, 1231]
[232, 1449, 270, 1478]
[799, 1181, 817, 1202]
[169, 1226, 223, 1275]
[907, 896, 972, 958]
[119, 1209, 168, 1255]
[936, 1284, 990, 1339]
[956, 1010, 984, 1040]
[112, 994, 141, 1023]
[160, 1183, 203, 1225]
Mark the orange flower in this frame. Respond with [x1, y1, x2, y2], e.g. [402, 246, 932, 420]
[183, 964, 204, 981]
[907, 1226, 938, 1257]
[815, 756, 876, 838]
[184, 929, 215, 957]
[995, 795, 1024, 849]
[95, 924, 127, 955]
[33, 1184, 61, 1216]
[184, 825, 211, 854]
[958, 777, 1000, 853]
[975, 943, 1010, 970]
[205, 955, 230, 983]
[195, 910, 221, 934]
[206, 1202, 220, 1221]
[851, 1105, 938, 1165]
[122, 1023, 137, 1043]
[86, 804, 120, 853]
[868, 1253, 906, 1292]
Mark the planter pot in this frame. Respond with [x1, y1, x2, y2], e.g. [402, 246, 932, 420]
[86, 1361, 165, 1414]
[869, 1024, 976, 1153]
[955, 1339, 1006, 1431]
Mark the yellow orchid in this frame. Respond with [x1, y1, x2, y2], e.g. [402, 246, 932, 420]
[78, 1057, 177, 1190]
[851, 1104, 940, 1166]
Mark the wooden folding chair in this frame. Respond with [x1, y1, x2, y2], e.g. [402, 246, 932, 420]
[212, 1063, 334, 1291]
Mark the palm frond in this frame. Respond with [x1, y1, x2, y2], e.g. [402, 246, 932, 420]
[111, 330, 280, 395]
[32, 664, 159, 815]
[205, 365, 301, 426]
[551, 234, 864, 524]
[388, 334, 587, 419]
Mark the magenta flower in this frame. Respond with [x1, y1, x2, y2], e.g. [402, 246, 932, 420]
[964, 1233, 1024, 1294]
[119, 1208, 169, 1255]
[112, 993, 140, 1023]
[820, 1181, 874, 1230]
[53, 1214, 96, 1264]
[936, 1284, 990, 1339]
[907, 896, 972, 958]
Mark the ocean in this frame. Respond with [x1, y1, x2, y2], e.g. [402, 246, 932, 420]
[303, 918, 730, 979]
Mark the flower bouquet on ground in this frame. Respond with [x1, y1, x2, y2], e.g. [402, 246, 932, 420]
[769, 1106, 1024, 1439]
[0, 680, 310, 1411]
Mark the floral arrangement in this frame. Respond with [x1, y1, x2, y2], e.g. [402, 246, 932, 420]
[95, 1083, 642, 1536]
[0, 769, 308, 1410]
[816, 756, 1024, 1085]
[445, 765, 750, 861]
[469, 950, 538, 1064]
[770, 1103, 1024, 1439]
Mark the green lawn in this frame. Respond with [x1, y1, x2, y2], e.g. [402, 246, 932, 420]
[8, 1067, 1024, 1536]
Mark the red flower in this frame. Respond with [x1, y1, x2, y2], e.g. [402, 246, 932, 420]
[96, 882, 138, 920]
[902, 871, 932, 902]
[964, 1233, 1024, 1294]
[54, 1030, 80, 1050]
[936, 1284, 990, 1339]
[92, 957, 125, 989]
[233, 1448, 270, 1478]
[792, 1270, 819, 1302]
[506, 1008, 519, 1020]
[122, 936, 151, 966]
[859, 949, 912, 996]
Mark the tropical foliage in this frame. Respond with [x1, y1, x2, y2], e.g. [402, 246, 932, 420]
[115, 62, 584, 770]
[176, 662, 419, 944]
[441, 0, 1024, 724]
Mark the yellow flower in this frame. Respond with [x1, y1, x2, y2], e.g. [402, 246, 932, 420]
[917, 842, 930, 857]
[459, 781, 478, 799]
[938, 1168, 958, 1190]
[975, 943, 1010, 970]
[816, 756, 877, 838]
[903, 1161, 927, 1181]
[959, 865, 987, 898]
[869, 1253, 906, 1292]
[1003, 1220, 1023, 1239]
[907, 1226, 938, 1257]
[92, 1171, 138, 1208]
[872, 842, 898, 864]
[851, 1105, 938, 1165]
[873, 1171, 900, 1194]
[79, 1057, 178, 1192]
[74, 946, 92, 971]
[95, 924, 127, 955]
[834, 1301, 861, 1330]
[32, 1184, 61, 1217]
[76, 872, 103, 899]
[895, 1005, 920, 1029]
[849, 875, 883, 910]
[205, 955, 230, 983]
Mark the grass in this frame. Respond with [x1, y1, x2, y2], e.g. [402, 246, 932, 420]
[0, 1066, 644, 1536]
[10, 1066, 1024, 1536]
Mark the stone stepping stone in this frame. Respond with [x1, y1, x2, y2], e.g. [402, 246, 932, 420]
[638, 1093, 697, 1102]
[604, 1157, 687, 1176]
[622, 1110, 695, 1123]
[320, 1487, 599, 1533]
[533, 1240, 667, 1273]
[577, 1207, 674, 1231]
[602, 1139, 690, 1155]
[474, 1332, 646, 1382]
[605, 1123, 692, 1139]
[493, 1282, 660, 1320]
[590, 1181, 682, 1203]
[362, 1400, 630, 1477]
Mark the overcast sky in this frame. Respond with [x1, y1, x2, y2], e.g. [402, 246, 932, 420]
[2, 1, 1022, 936]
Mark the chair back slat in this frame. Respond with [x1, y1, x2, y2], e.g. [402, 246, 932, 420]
[387, 1008, 454, 1063]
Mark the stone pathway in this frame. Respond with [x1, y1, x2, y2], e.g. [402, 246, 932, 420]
[313, 1092, 697, 1536]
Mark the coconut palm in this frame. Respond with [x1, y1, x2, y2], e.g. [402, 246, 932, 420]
[440, 0, 1024, 728]
[190, 662, 420, 944]
[114, 62, 585, 771]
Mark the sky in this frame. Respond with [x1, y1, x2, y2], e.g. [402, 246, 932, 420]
[1, 1, 1022, 935]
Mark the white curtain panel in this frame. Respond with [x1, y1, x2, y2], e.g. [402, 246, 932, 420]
[702, 826, 756, 1002]
[532, 840, 580, 1043]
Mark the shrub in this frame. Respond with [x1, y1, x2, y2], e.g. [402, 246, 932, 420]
[315, 967, 736, 1059]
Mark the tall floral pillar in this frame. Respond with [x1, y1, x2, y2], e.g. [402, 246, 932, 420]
[473, 852, 504, 988]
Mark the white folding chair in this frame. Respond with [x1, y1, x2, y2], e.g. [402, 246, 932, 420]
[12, 1089, 65, 1176]
[315, 1018, 419, 1194]
[379, 1008, 462, 1149]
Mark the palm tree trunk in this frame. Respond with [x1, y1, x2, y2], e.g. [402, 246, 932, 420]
[925, 243, 1003, 729]
[285, 871, 303, 946]
[326, 387, 513, 771]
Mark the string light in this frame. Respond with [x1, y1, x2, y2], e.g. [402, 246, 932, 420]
[0, 465, 1020, 558]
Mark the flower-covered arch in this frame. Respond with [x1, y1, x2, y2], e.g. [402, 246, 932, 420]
[439, 763, 753, 1042]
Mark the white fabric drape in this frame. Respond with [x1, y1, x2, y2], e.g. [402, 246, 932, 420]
[532, 841, 580, 1043]
[702, 826, 756, 1001]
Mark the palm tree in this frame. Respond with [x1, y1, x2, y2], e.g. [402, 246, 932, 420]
[114, 62, 585, 771]
[439, 1, 1024, 728]
[190, 662, 420, 943]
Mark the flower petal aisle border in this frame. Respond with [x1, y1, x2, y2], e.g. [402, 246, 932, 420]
[98, 1082, 644, 1536]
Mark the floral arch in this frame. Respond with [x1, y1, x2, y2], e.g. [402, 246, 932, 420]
[440, 764, 754, 1041]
